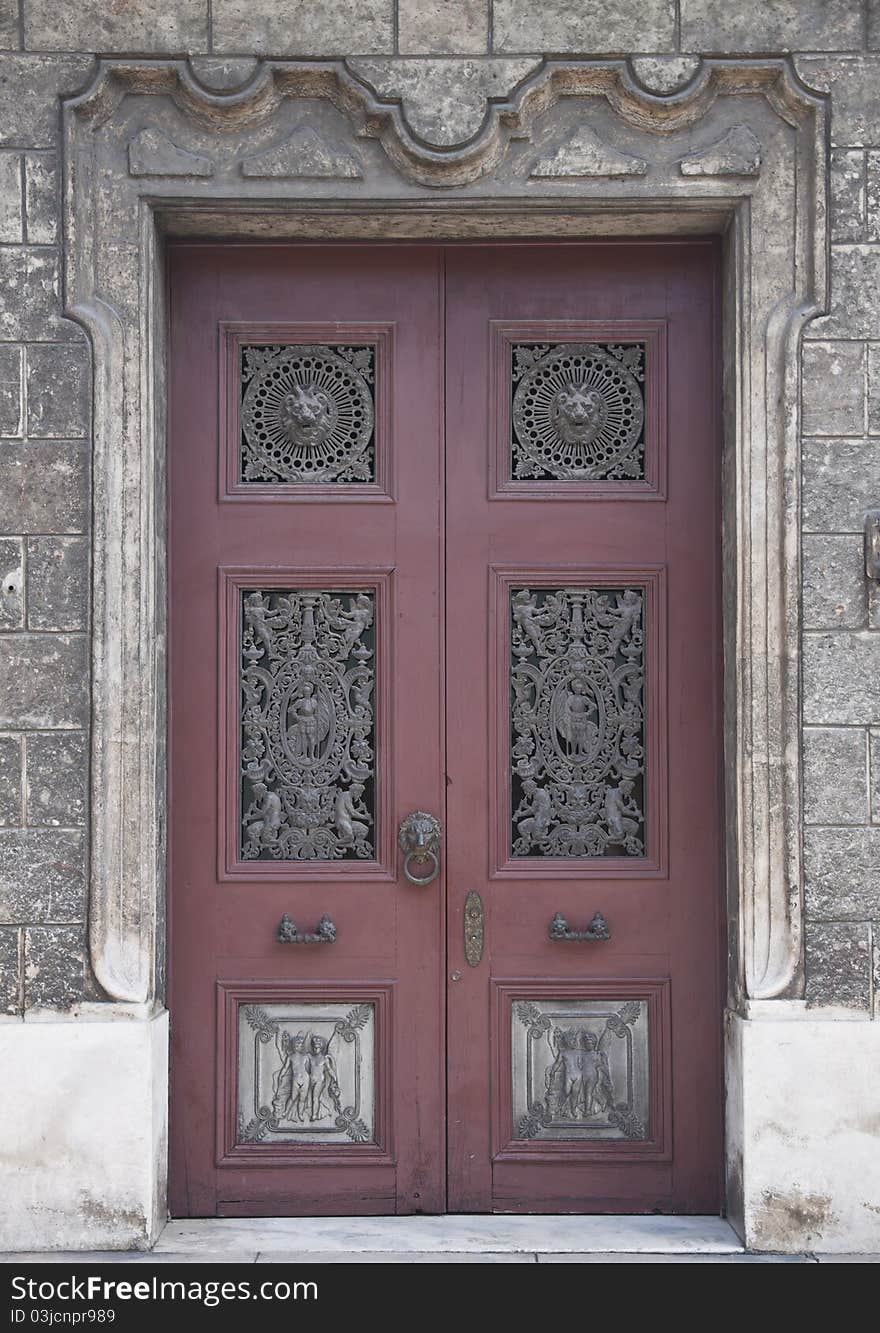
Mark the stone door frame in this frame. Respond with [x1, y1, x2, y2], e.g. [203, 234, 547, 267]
[60, 58, 827, 1211]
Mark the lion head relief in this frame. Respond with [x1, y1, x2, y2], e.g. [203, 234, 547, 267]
[550, 383, 606, 445]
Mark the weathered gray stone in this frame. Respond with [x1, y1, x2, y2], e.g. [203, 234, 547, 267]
[869, 345, 880, 435]
[187, 57, 259, 91]
[399, 0, 487, 54]
[801, 342, 865, 436]
[240, 128, 361, 180]
[685, 2, 862, 53]
[25, 732, 87, 828]
[0, 152, 22, 243]
[212, 0, 394, 56]
[0, 1, 18, 50]
[492, 0, 675, 52]
[24, 1, 208, 53]
[871, 0, 880, 50]
[0, 537, 23, 630]
[0, 344, 22, 436]
[866, 152, 880, 245]
[0, 829, 85, 923]
[807, 247, 880, 340]
[26, 344, 89, 439]
[0, 735, 21, 827]
[24, 926, 84, 1012]
[679, 125, 761, 178]
[0, 442, 88, 534]
[0, 249, 79, 342]
[802, 727, 868, 826]
[871, 729, 880, 822]
[805, 826, 880, 919]
[830, 150, 864, 244]
[349, 57, 541, 147]
[0, 56, 94, 150]
[803, 632, 880, 726]
[531, 126, 646, 179]
[805, 922, 872, 1011]
[26, 537, 88, 632]
[796, 57, 880, 149]
[802, 440, 880, 534]
[0, 927, 20, 1016]
[0, 635, 88, 729]
[24, 153, 57, 246]
[127, 128, 213, 179]
[629, 57, 701, 96]
[802, 535, 866, 630]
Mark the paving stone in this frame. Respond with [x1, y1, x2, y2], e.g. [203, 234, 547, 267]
[0, 344, 22, 435]
[829, 150, 864, 245]
[0, 537, 23, 630]
[0, 55, 95, 150]
[683, 1, 862, 53]
[0, 828, 85, 922]
[0, 634, 88, 729]
[0, 926, 20, 1015]
[802, 535, 866, 630]
[872, 729, 880, 822]
[802, 439, 880, 534]
[804, 826, 880, 919]
[212, 0, 394, 56]
[25, 731, 87, 827]
[399, 0, 488, 54]
[24, 153, 57, 246]
[803, 632, 880, 725]
[808, 247, 880, 340]
[492, 0, 675, 52]
[0, 152, 22, 243]
[805, 921, 872, 1011]
[0, 442, 89, 534]
[803, 727, 869, 826]
[24, 1, 208, 53]
[0, 735, 21, 826]
[24, 924, 84, 1012]
[802, 342, 865, 437]
[25, 537, 88, 631]
[796, 57, 880, 149]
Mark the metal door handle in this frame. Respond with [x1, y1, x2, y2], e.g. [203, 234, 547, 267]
[398, 810, 442, 885]
[277, 912, 336, 943]
[548, 911, 610, 941]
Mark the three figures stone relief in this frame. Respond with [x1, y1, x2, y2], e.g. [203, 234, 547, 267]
[240, 588, 376, 861]
[511, 585, 646, 858]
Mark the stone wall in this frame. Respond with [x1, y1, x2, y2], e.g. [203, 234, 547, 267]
[0, 1, 878, 1017]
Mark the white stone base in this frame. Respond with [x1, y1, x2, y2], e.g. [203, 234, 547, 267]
[0, 1012, 168, 1252]
[727, 1006, 880, 1254]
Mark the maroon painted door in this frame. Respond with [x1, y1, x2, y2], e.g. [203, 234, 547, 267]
[168, 240, 722, 1218]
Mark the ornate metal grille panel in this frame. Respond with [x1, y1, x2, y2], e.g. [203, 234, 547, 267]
[237, 1001, 375, 1144]
[240, 343, 376, 484]
[240, 588, 376, 860]
[511, 342, 645, 481]
[512, 998, 648, 1141]
[510, 585, 646, 858]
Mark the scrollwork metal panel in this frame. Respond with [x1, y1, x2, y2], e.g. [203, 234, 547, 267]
[240, 588, 376, 860]
[510, 585, 646, 858]
[237, 1001, 375, 1145]
[511, 998, 648, 1141]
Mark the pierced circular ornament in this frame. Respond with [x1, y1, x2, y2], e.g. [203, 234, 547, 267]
[241, 344, 374, 484]
[512, 343, 644, 480]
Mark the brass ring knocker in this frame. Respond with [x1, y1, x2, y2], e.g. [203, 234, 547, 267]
[403, 849, 440, 886]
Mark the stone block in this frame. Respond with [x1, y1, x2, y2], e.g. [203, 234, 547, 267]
[807, 247, 880, 340]
[684, 1, 862, 53]
[399, 0, 488, 54]
[0, 442, 89, 534]
[0, 734, 21, 826]
[802, 439, 880, 534]
[25, 537, 88, 631]
[492, 0, 675, 52]
[0, 927, 20, 1016]
[805, 922, 872, 1011]
[803, 632, 880, 726]
[869, 345, 880, 434]
[0, 537, 23, 629]
[872, 0, 880, 49]
[0, 152, 22, 243]
[802, 726, 868, 825]
[25, 732, 87, 828]
[796, 57, 880, 149]
[0, 55, 95, 150]
[801, 342, 864, 437]
[0, 634, 88, 729]
[0, 1, 18, 50]
[871, 729, 880, 821]
[212, 0, 394, 56]
[867, 152, 880, 245]
[802, 535, 866, 630]
[24, 1, 208, 53]
[0, 344, 23, 435]
[24, 925, 84, 1012]
[24, 153, 56, 245]
[0, 828, 85, 923]
[0, 248, 78, 342]
[25, 343, 90, 438]
[829, 150, 864, 245]
[804, 826, 880, 919]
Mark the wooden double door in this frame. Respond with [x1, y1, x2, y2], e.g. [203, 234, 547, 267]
[168, 241, 722, 1217]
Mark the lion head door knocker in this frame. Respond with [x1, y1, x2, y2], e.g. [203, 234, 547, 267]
[397, 811, 442, 886]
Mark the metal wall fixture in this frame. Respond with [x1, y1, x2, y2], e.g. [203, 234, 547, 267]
[276, 912, 337, 943]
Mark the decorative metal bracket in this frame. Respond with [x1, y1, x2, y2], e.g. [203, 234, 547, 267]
[548, 911, 611, 942]
[865, 508, 880, 580]
[277, 912, 337, 944]
[397, 810, 442, 885]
